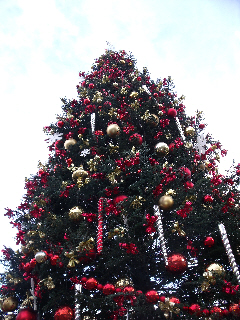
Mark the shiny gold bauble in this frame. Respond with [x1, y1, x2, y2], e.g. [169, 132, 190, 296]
[206, 263, 225, 277]
[64, 138, 77, 150]
[185, 126, 195, 136]
[155, 142, 169, 156]
[35, 251, 47, 263]
[159, 195, 174, 210]
[106, 124, 120, 138]
[146, 114, 159, 127]
[2, 297, 18, 312]
[69, 206, 83, 221]
[72, 169, 88, 181]
[115, 278, 133, 289]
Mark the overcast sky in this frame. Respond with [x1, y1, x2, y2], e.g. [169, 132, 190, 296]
[1, 0, 240, 253]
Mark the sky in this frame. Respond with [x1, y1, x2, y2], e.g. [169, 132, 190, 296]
[0, 0, 240, 255]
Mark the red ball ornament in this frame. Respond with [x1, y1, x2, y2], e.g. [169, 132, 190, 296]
[85, 278, 98, 290]
[204, 236, 215, 247]
[204, 195, 214, 203]
[145, 290, 159, 303]
[167, 108, 177, 118]
[16, 308, 37, 320]
[199, 124, 205, 129]
[57, 120, 64, 128]
[169, 297, 180, 304]
[166, 253, 188, 275]
[229, 304, 240, 316]
[113, 195, 128, 205]
[129, 133, 143, 145]
[54, 306, 74, 320]
[123, 286, 134, 294]
[189, 304, 201, 316]
[102, 284, 115, 295]
[210, 306, 223, 318]
[97, 284, 103, 290]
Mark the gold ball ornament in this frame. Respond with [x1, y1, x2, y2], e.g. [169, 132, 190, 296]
[159, 195, 174, 210]
[2, 297, 18, 312]
[35, 251, 47, 263]
[115, 278, 133, 289]
[185, 126, 195, 136]
[64, 138, 77, 150]
[69, 206, 83, 221]
[206, 263, 225, 277]
[146, 114, 159, 127]
[155, 142, 169, 156]
[72, 169, 88, 181]
[106, 124, 120, 138]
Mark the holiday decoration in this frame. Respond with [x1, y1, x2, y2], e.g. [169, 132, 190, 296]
[145, 290, 159, 303]
[64, 138, 77, 150]
[35, 251, 47, 263]
[16, 308, 37, 320]
[54, 306, 74, 320]
[159, 195, 174, 210]
[219, 223, 240, 284]
[146, 114, 159, 127]
[2, 49, 240, 320]
[166, 253, 188, 275]
[106, 124, 120, 138]
[69, 206, 83, 221]
[2, 297, 18, 312]
[185, 126, 195, 136]
[155, 142, 169, 156]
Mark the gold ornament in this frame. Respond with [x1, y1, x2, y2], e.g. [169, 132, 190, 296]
[69, 206, 83, 221]
[107, 124, 120, 138]
[108, 143, 119, 154]
[43, 276, 55, 290]
[76, 238, 95, 252]
[130, 196, 146, 209]
[185, 126, 195, 136]
[64, 138, 77, 150]
[108, 227, 125, 239]
[159, 195, 174, 210]
[35, 251, 47, 263]
[130, 91, 139, 99]
[155, 142, 169, 156]
[72, 167, 88, 182]
[65, 251, 80, 268]
[146, 114, 159, 127]
[2, 297, 18, 312]
[159, 297, 180, 319]
[172, 222, 186, 237]
[115, 278, 133, 288]
[206, 263, 225, 277]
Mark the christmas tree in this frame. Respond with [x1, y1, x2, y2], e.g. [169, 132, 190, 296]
[1, 49, 240, 320]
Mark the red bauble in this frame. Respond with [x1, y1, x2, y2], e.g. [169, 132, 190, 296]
[57, 121, 64, 128]
[85, 278, 98, 290]
[166, 253, 188, 275]
[97, 284, 103, 290]
[54, 306, 74, 320]
[199, 124, 205, 129]
[204, 236, 215, 247]
[210, 306, 223, 318]
[123, 286, 134, 294]
[113, 195, 128, 205]
[167, 108, 177, 118]
[145, 290, 159, 303]
[129, 133, 143, 145]
[204, 195, 213, 203]
[229, 304, 240, 316]
[169, 297, 180, 304]
[16, 308, 37, 320]
[102, 284, 115, 295]
[189, 304, 201, 316]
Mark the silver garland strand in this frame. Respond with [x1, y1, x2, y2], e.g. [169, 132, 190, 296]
[175, 117, 185, 142]
[30, 278, 37, 311]
[91, 113, 95, 134]
[154, 205, 168, 266]
[218, 223, 240, 285]
[75, 284, 82, 320]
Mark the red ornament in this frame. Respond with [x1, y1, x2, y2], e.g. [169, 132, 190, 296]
[199, 124, 205, 129]
[189, 304, 201, 316]
[57, 121, 64, 128]
[103, 284, 115, 295]
[129, 133, 143, 145]
[204, 236, 215, 247]
[169, 297, 180, 304]
[123, 286, 134, 294]
[204, 195, 213, 203]
[97, 284, 103, 290]
[54, 306, 74, 320]
[167, 108, 177, 118]
[16, 308, 37, 320]
[210, 306, 223, 317]
[229, 304, 240, 316]
[145, 290, 159, 303]
[85, 278, 98, 290]
[179, 166, 191, 180]
[166, 253, 188, 275]
[113, 195, 128, 205]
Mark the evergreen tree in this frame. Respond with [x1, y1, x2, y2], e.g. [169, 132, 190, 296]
[1, 50, 240, 319]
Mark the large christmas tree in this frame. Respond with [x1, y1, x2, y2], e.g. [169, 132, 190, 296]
[1, 50, 240, 320]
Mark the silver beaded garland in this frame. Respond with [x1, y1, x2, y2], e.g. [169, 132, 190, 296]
[154, 205, 168, 266]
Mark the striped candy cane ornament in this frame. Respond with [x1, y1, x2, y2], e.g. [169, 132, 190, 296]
[97, 198, 104, 254]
